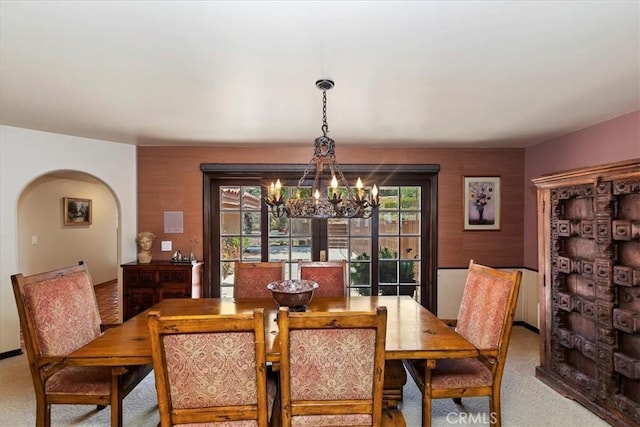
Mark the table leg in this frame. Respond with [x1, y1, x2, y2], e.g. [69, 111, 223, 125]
[383, 360, 407, 408]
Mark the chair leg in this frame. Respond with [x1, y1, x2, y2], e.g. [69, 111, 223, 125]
[270, 382, 281, 427]
[422, 360, 435, 427]
[45, 404, 51, 427]
[110, 370, 123, 427]
[110, 397, 122, 427]
[35, 394, 50, 427]
[490, 388, 501, 426]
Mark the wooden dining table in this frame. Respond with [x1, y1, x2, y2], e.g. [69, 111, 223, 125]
[65, 296, 478, 426]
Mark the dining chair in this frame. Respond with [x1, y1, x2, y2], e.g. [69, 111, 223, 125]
[276, 305, 406, 426]
[147, 307, 276, 427]
[403, 259, 522, 426]
[298, 260, 347, 297]
[233, 260, 285, 299]
[299, 259, 406, 410]
[11, 260, 152, 427]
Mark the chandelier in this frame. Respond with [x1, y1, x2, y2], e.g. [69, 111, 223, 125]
[264, 79, 379, 219]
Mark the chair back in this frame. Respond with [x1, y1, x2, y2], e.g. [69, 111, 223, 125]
[277, 306, 387, 426]
[298, 260, 347, 297]
[455, 259, 522, 357]
[12, 261, 102, 372]
[147, 308, 271, 427]
[233, 261, 285, 298]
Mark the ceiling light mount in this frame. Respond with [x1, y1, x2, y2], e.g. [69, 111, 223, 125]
[315, 79, 334, 91]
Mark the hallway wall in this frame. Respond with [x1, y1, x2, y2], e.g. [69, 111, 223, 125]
[0, 125, 137, 354]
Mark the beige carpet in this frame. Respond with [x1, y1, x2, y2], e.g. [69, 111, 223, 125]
[0, 327, 609, 426]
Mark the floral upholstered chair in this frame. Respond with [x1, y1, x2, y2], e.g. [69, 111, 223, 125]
[298, 260, 347, 297]
[147, 307, 276, 427]
[403, 259, 522, 426]
[11, 261, 151, 427]
[276, 306, 405, 426]
[233, 261, 285, 299]
[297, 258, 406, 409]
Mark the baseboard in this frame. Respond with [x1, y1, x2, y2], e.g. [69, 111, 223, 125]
[0, 348, 23, 360]
[514, 320, 539, 334]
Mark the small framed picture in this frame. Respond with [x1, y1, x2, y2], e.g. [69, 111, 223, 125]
[463, 177, 500, 230]
[63, 197, 92, 226]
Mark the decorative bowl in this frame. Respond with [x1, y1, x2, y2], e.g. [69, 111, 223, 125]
[267, 279, 319, 309]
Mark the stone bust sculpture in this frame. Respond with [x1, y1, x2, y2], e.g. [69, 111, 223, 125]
[136, 231, 156, 263]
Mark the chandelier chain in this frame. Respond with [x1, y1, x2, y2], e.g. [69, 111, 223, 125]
[297, 155, 316, 188]
[322, 90, 329, 136]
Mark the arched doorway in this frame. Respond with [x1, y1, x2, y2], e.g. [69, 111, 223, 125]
[17, 170, 120, 314]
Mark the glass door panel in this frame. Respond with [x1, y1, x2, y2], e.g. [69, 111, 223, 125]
[216, 180, 424, 302]
[378, 186, 421, 298]
[327, 218, 349, 261]
[219, 185, 261, 297]
[326, 212, 374, 296]
[268, 184, 313, 279]
[349, 217, 373, 295]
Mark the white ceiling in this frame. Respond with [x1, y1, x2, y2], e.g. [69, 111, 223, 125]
[1, 1, 638, 148]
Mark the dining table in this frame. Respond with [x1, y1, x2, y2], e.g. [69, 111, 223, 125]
[65, 295, 478, 426]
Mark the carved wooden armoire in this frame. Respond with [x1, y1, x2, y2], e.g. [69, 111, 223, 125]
[533, 159, 640, 426]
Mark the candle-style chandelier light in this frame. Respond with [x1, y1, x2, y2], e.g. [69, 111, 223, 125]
[264, 79, 380, 219]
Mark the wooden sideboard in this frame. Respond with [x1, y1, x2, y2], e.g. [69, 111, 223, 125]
[533, 159, 640, 426]
[122, 260, 203, 320]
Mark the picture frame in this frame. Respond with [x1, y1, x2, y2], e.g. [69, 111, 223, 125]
[463, 177, 500, 230]
[63, 197, 92, 226]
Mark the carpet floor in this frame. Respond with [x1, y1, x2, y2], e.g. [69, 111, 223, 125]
[2, 283, 611, 426]
[0, 325, 610, 426]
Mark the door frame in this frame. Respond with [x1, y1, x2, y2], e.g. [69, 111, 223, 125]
[201, 163, 440, 313]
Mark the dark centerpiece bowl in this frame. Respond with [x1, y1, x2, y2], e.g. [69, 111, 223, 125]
[267, 279, 319, 311]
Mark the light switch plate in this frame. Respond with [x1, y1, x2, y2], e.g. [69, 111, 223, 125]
[161, 241, 172, 251]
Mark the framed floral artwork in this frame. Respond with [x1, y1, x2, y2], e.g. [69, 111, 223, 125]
[463, 177, 500, 230]
[63, 197, 92, 226]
